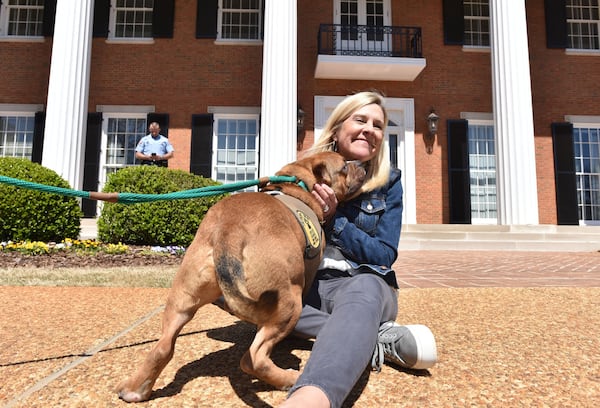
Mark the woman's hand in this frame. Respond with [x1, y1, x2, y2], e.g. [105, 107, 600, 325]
[312, 183, 338, 223]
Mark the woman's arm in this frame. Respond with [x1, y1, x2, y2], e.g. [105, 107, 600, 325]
[328, 171, 403, 267]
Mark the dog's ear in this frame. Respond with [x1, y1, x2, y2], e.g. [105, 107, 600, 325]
[312, 162, 331, 186]
[313, 151, 350, 188]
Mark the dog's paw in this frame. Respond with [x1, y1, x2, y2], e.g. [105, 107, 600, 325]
[279, 368, 301, 390]
[116, 381, 151, 403]
[118, 390, 145, 403]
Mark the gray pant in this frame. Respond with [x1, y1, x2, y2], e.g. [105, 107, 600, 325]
[289, 273, 398, 408]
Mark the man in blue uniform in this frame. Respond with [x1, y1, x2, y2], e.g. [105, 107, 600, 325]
[135, 122, 174, 167]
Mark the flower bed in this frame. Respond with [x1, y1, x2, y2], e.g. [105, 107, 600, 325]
[1, 238, 129, 255]
[0, 239, 185, 268]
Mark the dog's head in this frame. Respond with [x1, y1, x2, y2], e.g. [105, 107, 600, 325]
[275, 151, 366, 202]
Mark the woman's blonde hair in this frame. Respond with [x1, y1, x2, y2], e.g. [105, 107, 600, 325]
[311, 91, 391, 192]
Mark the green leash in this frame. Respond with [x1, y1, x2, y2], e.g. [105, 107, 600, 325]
[0, 174, 306, 204]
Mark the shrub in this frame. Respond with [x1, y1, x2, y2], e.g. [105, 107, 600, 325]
[0, 157, 82, 242]
[98, 166, 225, 246]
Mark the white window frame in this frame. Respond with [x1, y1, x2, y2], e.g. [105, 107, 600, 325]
[565, 115, 600, 225]
[463, 0, 490, 49]
[209, 109, 260, 190]
[464, 114, 497, 225]
[96, 105, 154, 192]
[0, 104, 42, 160]
[216, 0, 263, 44]
[0, 0, 45, 41]
[107, 0, 154, 44]
[566, 0, 600, 54]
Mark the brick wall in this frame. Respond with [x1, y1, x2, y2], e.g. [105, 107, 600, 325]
[0, 42, 51, 103]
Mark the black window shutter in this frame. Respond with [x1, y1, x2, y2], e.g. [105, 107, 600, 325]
[153, 0, 175, 38]
[190, 114, 214, 177]
[93, 0, 110, 38]
[544, 0, 568, 49]
[196, 0, 218, 39]
[551, 122, 579, 225]
[447, 119, 471, 224]
[260, 0, 265, 39]
[443, 0, 464, 45]
[147, 113, 169, 137]
[82, 113, 103, 218]
[32, 111, 46, 164]
[42, 0, 57, 37]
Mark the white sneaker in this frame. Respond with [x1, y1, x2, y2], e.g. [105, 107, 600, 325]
[372, 322, 437, 371]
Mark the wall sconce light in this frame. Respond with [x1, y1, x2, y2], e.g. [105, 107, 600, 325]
[424, 108, 439, 154]
[297, 106, 305, 134]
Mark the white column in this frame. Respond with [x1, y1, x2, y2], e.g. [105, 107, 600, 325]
[259, 0, 298, 176]
[490, 0, 539, 225]
[42, 0, 94, 189]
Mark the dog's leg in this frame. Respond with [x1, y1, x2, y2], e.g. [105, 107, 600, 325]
[117, 254, 221, 402]
[240, 289, 303, 390]
[116, 302, 197, 402]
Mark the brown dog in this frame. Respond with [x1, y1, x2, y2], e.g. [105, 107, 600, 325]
[116, 151, 366, 402]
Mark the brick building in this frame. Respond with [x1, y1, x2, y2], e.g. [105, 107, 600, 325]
[0, 0, 598, 227]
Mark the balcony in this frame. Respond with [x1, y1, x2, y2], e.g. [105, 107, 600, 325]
[315, 24, 426, 82]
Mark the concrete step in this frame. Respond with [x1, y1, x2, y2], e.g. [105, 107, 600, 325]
[399, 224, 600, 252]
[80, 219, 600, 252]
[79, 218, 98, 241]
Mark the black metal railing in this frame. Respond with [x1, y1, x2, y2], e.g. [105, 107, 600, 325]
[318, 24, 422, 58]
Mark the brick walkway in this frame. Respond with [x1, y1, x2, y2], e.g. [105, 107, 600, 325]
[393, 250, 600, 288]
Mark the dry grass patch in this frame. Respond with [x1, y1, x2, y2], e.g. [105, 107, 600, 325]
[0, 265, 177, 287]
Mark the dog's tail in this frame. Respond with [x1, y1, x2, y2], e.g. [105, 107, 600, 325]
[215, 254, 278, 315]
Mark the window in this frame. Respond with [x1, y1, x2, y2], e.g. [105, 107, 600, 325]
[464, 0, 490, 47]
[340, 0, 385, 41]
[218, 0, 262, 41]
[100, 115, 148, 189]
[0, 0, 44, 38]
[110, 0, 153, 39]
[0, 113, 35, 159]
[336, 0, 390, 53]
[213, 115, 259, 190]
[567, 0, 600, 50]
[573, 126, 600, 223]
[388, 133, 397, 168]
[468, 122, 497, 223]
[340, 0, 358, 41]
[365, 0, 385, 42]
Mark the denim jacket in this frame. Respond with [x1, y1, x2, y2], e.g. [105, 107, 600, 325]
[324, 168, 403, 288]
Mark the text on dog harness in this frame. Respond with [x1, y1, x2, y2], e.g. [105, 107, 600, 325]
[267, 192, 323, 259]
